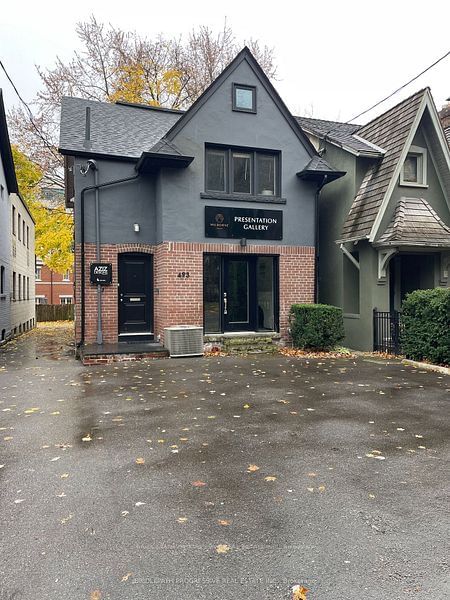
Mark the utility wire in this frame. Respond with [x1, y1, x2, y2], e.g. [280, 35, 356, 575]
[0, 58, 60, 159]
[346, 49, 450, 123]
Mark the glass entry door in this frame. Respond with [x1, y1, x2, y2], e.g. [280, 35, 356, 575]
[223, 257, 255, 331]
[203, 254, 278, 334]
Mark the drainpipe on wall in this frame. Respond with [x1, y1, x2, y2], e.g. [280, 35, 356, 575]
[314, 174, 328, 303]
[78, 172, 140, 349]
[92, 164, 103, 345]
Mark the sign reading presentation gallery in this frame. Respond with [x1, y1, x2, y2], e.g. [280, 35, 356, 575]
[90, 263, 112, 285]
[205, 206, 282, 240]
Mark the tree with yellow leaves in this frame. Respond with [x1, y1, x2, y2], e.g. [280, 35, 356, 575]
[12, 146, 73, 274]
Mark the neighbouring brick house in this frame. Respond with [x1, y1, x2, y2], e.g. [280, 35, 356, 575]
[35, 261, 74, 305]
[59, 48, 342, 356]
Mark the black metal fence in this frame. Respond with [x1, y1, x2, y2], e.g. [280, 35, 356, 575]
[373, 309, 402, 354]
[36, 304, 74, 322]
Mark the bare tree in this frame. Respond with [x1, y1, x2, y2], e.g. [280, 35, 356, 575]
[8, 15, 277, 188]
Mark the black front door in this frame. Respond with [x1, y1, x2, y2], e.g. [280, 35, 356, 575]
[118, 253, 153, 335]
[223, 257, 256, 331]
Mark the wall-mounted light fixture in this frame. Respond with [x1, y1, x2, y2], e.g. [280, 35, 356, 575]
[133, 223, 140, 233]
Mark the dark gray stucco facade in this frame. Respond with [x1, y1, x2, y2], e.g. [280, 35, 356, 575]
[74, 58, 317, 249]
[61, 48, 330, 347]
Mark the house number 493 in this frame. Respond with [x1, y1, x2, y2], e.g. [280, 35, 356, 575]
[177, 271, 190, 278]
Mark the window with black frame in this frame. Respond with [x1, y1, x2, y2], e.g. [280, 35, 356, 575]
[205, 146, 280, 197]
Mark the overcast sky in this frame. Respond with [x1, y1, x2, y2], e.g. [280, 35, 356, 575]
[1, 0, 449, 125]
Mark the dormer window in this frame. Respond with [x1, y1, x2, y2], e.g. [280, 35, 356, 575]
[400, 145, 427, 187]
[232, 84, 256, 113]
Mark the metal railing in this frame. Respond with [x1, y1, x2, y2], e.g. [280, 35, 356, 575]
[373, 309, 402, 354]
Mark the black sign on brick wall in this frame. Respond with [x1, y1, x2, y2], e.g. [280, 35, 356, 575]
[205, 206, 283, 240]
[90, 263, 112, 285]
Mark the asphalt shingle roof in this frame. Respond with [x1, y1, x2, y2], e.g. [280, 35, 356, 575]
[295, 116, 383, 156]
[341, 88, 427, 241]
[59, 97, 183, 159]
[376, 197, 450, 247]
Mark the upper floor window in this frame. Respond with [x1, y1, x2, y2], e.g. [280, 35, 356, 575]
[0, 265, 5, 294]
[0, 184, 4, 200]
[400, 145, 427, 187]
[232, 84, 256, 113]
[63, 269, 71, 281]
[205, 146, 280, 197]
[26, 226, 29, 249]
[35, 265, 42, 281]
[12, 206, 16, 235]
[22, 221, 26, 245]
[18, 214, 21, 241]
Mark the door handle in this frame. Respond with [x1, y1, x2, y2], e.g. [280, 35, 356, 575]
[223, 292, 227, 315]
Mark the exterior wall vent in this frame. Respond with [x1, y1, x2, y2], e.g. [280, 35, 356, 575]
[164, 325, 204, 357]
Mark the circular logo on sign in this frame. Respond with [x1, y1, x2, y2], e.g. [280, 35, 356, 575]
[215, 213, 225, 224]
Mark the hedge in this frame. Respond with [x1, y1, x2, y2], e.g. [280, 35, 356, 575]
[289, 303, 345, 350]
[401, 288, 450, 365]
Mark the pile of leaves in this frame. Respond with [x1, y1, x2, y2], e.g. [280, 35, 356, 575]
[279, 346, 357, 359]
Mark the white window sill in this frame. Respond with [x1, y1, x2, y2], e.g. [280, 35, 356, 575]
[399, 182, 428, 189]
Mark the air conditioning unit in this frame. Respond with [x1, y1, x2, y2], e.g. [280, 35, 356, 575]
[164, 325, 204, 358]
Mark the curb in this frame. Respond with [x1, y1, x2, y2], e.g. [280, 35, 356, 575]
[402, 359, 449, 376]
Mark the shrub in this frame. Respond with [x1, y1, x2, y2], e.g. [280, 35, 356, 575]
[289, 303, 345, 350]
[401, 288, 450, 365]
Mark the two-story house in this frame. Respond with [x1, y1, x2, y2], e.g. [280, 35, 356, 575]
[298, 88, 450, 350]
[59, 48, 342, 360]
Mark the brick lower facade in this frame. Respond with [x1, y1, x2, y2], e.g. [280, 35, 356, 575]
[75, 242, 314, 344]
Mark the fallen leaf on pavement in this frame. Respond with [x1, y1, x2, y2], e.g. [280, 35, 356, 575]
[247, 464, 260, 472]
[90, 591, 101, 600]
[218, 519, 231, 526]
[192, 480, 206, 487]
[177, 517, 188, 523]
[264, 476, 277, 482]
[135, 457, 145, 465]
[216, 544, 230, 554]
[292, 585, 309, 599]
[121, 573, 133, 582]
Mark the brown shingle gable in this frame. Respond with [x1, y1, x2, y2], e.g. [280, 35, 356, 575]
[341, 89, 427, 241]
[376, 197, 450, 247]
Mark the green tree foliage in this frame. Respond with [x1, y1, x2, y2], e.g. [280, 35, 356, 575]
[12, 146, 73, 274]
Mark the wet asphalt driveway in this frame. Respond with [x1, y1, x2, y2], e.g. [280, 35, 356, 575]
[0, 324, 449, 600]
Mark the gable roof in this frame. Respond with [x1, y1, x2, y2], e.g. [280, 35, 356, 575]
[0, 89, 19, 193]
[296, 116, 385, 157]
[59, 96, 182, 159]
[340, 88, 450, 242]
[164, 47, 317, 157]
[375, 197, 450, 247]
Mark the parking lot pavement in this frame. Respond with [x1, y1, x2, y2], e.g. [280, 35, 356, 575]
[0, 324, 449, 599]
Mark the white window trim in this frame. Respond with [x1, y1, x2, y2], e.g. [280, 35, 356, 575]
[399, 145, 428, 188]
[62, 270, 71, 281]
[59, 295, 73, 304]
